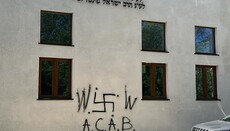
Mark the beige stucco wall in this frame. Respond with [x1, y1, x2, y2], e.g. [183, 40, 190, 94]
[0, 0, 230, 131]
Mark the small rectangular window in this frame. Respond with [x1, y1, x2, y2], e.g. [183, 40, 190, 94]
[142, 63, 167, 100]
[196, 65, 217, 100]
[40, 11, 72, 46]
[195, 26, 216, 54]
[39, 58, 72, 100]
[142, 21, 166, 52]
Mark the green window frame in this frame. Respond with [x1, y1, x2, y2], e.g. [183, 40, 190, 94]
[40, 10, 73, 46]
[195, 26, 216, 55]
[142, 21, 166, 52]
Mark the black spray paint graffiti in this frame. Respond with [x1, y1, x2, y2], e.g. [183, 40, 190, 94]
[92, 88, 116, 113]
[76, 85, 91, 112]
[76, 85, 137, 113]
[74, 0, 145, 9]
[125, 86, 137, 110]
[76, 85, 138, 131]
[82, 115, 135, 131]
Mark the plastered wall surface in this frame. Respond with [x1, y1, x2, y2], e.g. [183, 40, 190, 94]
[0, 0, 230, 131]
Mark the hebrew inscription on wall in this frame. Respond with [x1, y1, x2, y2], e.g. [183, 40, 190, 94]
[74, 0, 145, 9]
[76, 85, 138, 131]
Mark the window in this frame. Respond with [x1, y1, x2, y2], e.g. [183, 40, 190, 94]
[39, 58, 72, 100]
[40, 11, 72, 46]
[142, 63, 167, 100]
[142, 21, 166, 52]
[196, 65, 217, 100]
[195, 26, 216, 54]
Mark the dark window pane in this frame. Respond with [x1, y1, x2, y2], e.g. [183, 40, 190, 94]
[142, 21, 165, 51]
[142, 64, 151, 96]
[58, 61, 70, 96]
[196, 66, 203, 97]
[41, 11, 72, 45]
[195, 27, 215, 54]
[41, 61, 53, 95]
[206, 67, 215, 97]
[155, 66, 164, 96]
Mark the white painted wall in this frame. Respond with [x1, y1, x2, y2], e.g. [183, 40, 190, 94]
[0, 0, 230, 131]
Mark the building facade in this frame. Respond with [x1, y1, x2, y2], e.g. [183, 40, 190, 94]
[1, 0, 230, 131]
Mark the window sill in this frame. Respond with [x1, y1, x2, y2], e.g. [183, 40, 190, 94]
[141, 49, 169, 53]
[194, 53, 219, 56]
[196, 99, 221, 101]
[141, 98, 170, 101]
[39, 42, 74, 47]
[37, 98, 74, 100]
